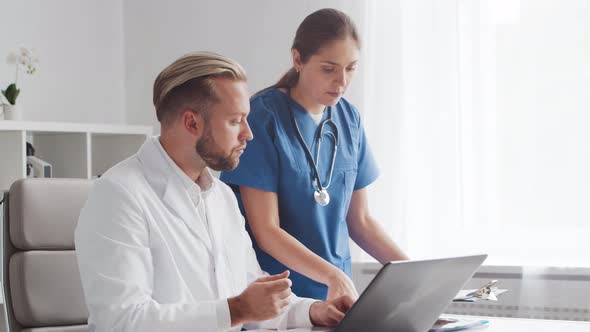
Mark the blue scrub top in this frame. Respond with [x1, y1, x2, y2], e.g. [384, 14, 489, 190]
[221, 89, 379, 300]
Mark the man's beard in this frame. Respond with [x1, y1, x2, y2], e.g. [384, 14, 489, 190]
[196, 129, 239, 171]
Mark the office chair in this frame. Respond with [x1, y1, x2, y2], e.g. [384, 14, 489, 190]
[2, 179, 93, 332]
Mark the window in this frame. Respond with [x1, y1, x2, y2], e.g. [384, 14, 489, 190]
[359, 0, 590, 267]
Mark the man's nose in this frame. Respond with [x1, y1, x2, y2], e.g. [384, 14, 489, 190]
[241, 121, 253, 141]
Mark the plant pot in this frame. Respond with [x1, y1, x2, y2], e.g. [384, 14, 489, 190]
[3, 104, 23, 120]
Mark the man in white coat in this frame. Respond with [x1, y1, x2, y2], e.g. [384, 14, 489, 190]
[75, 51, 354, 332]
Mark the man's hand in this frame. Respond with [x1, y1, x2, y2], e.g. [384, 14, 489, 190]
[228, 271, 292, 326]
[309, 295, 355, 327]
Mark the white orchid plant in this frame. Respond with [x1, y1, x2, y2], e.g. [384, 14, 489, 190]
[1, 47, 39, 106]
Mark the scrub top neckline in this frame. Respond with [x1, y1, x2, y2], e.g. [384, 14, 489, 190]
[272, 88, 329, 124]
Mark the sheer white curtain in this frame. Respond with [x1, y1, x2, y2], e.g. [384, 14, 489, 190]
[356, 0, 590, 267]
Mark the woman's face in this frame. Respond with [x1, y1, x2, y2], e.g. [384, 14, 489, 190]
[294, 37, 360, 107]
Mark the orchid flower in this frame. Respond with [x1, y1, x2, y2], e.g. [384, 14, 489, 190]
[2, 46, 39, 105]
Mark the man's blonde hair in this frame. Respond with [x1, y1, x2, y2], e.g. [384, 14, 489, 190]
[153, 51, 247, 125]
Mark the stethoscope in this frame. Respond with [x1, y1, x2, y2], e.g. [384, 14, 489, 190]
[288, 89, 339, 206]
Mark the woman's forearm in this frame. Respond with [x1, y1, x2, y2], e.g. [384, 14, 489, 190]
[347, 188, 408, 263]
[255, 225, 341, 285]
[239, 186, 345, 287]
[349, 216, 408, 263]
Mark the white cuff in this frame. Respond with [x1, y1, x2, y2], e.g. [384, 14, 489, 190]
[216, 299, 232, 331]
[293, 298, 318, 328]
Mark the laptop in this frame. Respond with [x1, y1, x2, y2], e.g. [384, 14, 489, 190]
[322, 254, 487, 332]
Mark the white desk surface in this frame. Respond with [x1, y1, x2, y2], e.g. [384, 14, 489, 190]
[452, 316, 589, 332]
[248, 316, 590, 331]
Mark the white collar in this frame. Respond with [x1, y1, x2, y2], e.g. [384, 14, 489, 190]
[153, 136, 215, 197]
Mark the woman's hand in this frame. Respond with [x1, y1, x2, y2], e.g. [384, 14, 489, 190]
[326, 269, 359, 301]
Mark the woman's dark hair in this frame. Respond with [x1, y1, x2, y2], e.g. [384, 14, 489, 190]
[257, 8, 360, 95]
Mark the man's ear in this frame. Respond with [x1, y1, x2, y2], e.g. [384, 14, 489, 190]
[181, 109, 205, 138]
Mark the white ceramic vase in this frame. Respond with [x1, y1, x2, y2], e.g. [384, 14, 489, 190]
[3, 104, 23, 120]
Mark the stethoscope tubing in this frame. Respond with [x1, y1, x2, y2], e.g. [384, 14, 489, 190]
[287, 89, 339, 192]
[314, 123, 338, 189]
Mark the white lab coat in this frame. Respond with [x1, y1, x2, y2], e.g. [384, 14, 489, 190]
[75, 137, 316, 332]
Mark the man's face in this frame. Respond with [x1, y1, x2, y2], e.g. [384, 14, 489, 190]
[196, 78, 253, 171]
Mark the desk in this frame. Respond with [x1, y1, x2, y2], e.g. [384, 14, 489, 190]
[453, 316, 589, 331]
[248, 316, 590, 331]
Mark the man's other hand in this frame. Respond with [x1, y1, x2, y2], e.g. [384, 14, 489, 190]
[309, 295, 355, 327]
[228, 270, 292, 326]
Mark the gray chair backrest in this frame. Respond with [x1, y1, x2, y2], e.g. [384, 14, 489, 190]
[2, 179, 93, 332]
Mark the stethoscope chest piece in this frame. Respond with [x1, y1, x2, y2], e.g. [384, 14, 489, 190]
[314, 188, 330, 206]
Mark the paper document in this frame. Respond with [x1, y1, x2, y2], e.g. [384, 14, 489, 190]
[454, 279, 508, 302]
[429, 317, 490, 331]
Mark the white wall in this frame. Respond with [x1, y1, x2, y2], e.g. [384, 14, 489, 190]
[0, 0, 125, 124]
[123, 0, 367, 130]
[1, 1, 367, 127]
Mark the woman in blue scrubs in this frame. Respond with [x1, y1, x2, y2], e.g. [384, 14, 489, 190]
[221, 8, 408, 301]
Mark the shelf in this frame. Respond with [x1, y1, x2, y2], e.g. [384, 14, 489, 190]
[32, 132, 89, 179]
[0, 121, 152, 191]
[0, 120, 152, 135]
[91, 133, 146, 178]
[0, 131, 26, 191]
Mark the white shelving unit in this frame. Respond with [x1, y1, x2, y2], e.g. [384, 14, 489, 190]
[0, 121, 151, 331]
[0, 121, 153, 191]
